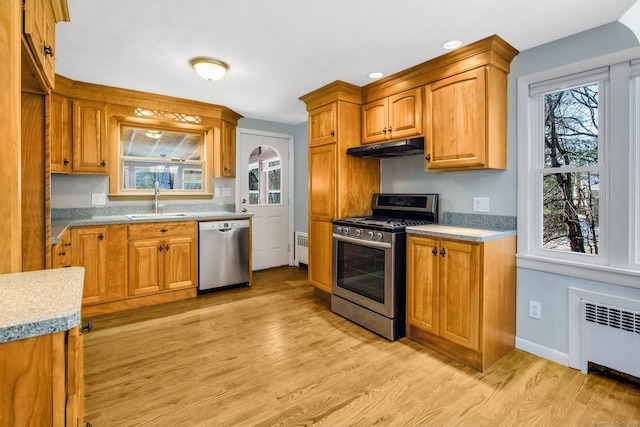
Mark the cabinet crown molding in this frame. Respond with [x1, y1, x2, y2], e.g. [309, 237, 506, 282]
[299, 80, 362, 111]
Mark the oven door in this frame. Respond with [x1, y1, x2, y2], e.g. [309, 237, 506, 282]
[332, 232, 395, 318]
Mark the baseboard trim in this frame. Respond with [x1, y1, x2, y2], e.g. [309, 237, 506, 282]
[515, 337, 570, 367]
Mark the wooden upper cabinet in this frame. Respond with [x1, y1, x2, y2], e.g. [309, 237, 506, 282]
[362, 88, 422, 144]
[49, 92, 72, 173]
[424, 66, 507, 171]
[220, 120, 236, 177]
[308, 103, 337, 146]
[72, 99, 108, 174]
[22, 0, 69, 91]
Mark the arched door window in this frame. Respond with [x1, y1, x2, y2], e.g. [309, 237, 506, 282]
[248, 145, 281, 205]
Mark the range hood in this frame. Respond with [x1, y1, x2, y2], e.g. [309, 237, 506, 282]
[346, 137, 424, 159]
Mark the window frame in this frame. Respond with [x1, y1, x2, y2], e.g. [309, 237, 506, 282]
[517, 48, 640, 289]
[108, 116, 215, 198]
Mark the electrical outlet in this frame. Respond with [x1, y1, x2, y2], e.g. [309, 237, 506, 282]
[91, 193, 106, 206]
[473, 197, 490, 212]
[529, 300, 542, 319]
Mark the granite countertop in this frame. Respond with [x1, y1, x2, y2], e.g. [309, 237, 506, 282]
[0, 267, 85, 344]
[406, 224, 516, 242]
[51, 211, 253, 242]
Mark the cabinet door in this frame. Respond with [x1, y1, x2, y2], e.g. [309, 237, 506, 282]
[163, 236, 197, 291]
[406, 235, 440, 334]
[308, 219, 333, 294]
[220, 121, 236, 177]
[361, 98, 388, 144]
[424, 67, 486, 170]
[388, 88, 422, 140]
[49, 93, 71, 173]
[439, 240, 480, 351]
[41, 0, 56, 87]
[72, 99, 108, 173]
[65, 326, 83, 425]
[128, 238, 163, 296]
[51, 228, 71, 269]
[308, 103, 337, 146]
[71, 227, 106, 305]
[308, 144, 336, 221]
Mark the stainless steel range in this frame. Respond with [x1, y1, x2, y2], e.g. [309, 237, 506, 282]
[332, 193, 439, 340]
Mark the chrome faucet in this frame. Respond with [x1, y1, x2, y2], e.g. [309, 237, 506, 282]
[153, 181, 161, 214]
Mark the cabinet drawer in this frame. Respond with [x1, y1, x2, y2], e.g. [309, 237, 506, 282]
[128, 221, 196, 239]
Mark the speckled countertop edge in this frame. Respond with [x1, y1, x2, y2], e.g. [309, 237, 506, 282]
[0, 267, 85, 343]
[406, 224, 516, 242]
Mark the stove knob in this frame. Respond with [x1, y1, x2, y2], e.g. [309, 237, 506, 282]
[367, 230, 375, 239]
[355, 229, 362, 237]
[336, 226, 343, 233]
[376, 232, 384, 240]
[343, 227, 350, 235]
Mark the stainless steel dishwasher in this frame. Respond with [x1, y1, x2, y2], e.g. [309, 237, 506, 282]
[198, 219, 250, 293]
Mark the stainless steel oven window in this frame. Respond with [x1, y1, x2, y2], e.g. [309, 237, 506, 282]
[332, 234, 395, 318]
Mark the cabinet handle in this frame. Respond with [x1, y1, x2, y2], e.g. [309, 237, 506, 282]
[440, 247, 446, 257]
[383, 128, 387, 134]
[100, 160, 106, 167]
[160, 228, 168, 233]
[158, 245, 163, 252]
[63, 158, 69, 166]
[59, 251, 66, 257]
[330, 130, 335, 137]
[165, 244, 170, 251]
[432, 247, 438, 256]
[65, 242, 71, 247]
[81, 321, 93, 333]
[98, 233, 104, 241]
[425, 154, 431, 162]
[43, 45, 54, 57]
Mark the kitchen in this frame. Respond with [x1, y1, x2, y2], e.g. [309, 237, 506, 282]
[2, 0, 640, 425]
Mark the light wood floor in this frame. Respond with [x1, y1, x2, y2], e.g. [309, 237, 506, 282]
[83, 266, 640, 426]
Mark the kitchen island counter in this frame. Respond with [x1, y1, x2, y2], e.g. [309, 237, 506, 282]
[0, 267, 85, 343]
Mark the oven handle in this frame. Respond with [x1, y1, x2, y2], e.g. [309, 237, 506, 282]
[333, 233, 392, 249]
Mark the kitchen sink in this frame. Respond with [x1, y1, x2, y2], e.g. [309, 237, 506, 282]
[125, 213, 192, 219]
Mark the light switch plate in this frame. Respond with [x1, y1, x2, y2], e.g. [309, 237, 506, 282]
[91, 193, 106, 206]
[473, 197, 490, 212]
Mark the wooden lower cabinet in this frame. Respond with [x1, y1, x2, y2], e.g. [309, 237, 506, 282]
[128, 221, 197, 296]
[70, 224, 127, 306]
[0, 326, 84, 426]
[308, 219, 334, 294]
[52, 228, 71, 269]
[406, 234, 516, 371]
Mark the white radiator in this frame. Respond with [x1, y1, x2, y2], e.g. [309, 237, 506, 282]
[580, 299, 640, 377]
[294, 232, 308, 266]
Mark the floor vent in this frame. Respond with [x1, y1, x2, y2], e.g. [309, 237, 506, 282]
[580, 299, 640, 378]
[294, 232, 308, 266]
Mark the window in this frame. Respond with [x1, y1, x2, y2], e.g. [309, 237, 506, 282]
[247, 145, 282, 205]
[116, 123, 210, 195]
[518, 55, 640, 288]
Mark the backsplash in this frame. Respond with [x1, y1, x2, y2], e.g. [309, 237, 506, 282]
[443, 212, 516, 230]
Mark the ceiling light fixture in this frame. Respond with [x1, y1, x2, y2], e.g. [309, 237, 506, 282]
[442, 40, 462, 50]
[145, 130, 162, 139]
[190, 57, 228, 81]
[369, 72, 383, 79]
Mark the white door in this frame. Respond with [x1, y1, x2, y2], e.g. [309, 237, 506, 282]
[237, 129, 293, 270]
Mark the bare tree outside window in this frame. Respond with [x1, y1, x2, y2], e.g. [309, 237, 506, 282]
[543, 84, 600, 254]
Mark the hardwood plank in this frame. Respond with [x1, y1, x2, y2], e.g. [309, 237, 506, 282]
[83, 266, 640, 426]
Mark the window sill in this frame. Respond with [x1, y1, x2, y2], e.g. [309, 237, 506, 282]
[516, 254, 640, 290]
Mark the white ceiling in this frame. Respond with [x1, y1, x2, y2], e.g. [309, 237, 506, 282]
[55, 0, 637, 125]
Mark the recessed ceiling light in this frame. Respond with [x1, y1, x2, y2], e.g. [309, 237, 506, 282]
[442, 40, 462, 50]
[369, 72, 383, 79]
